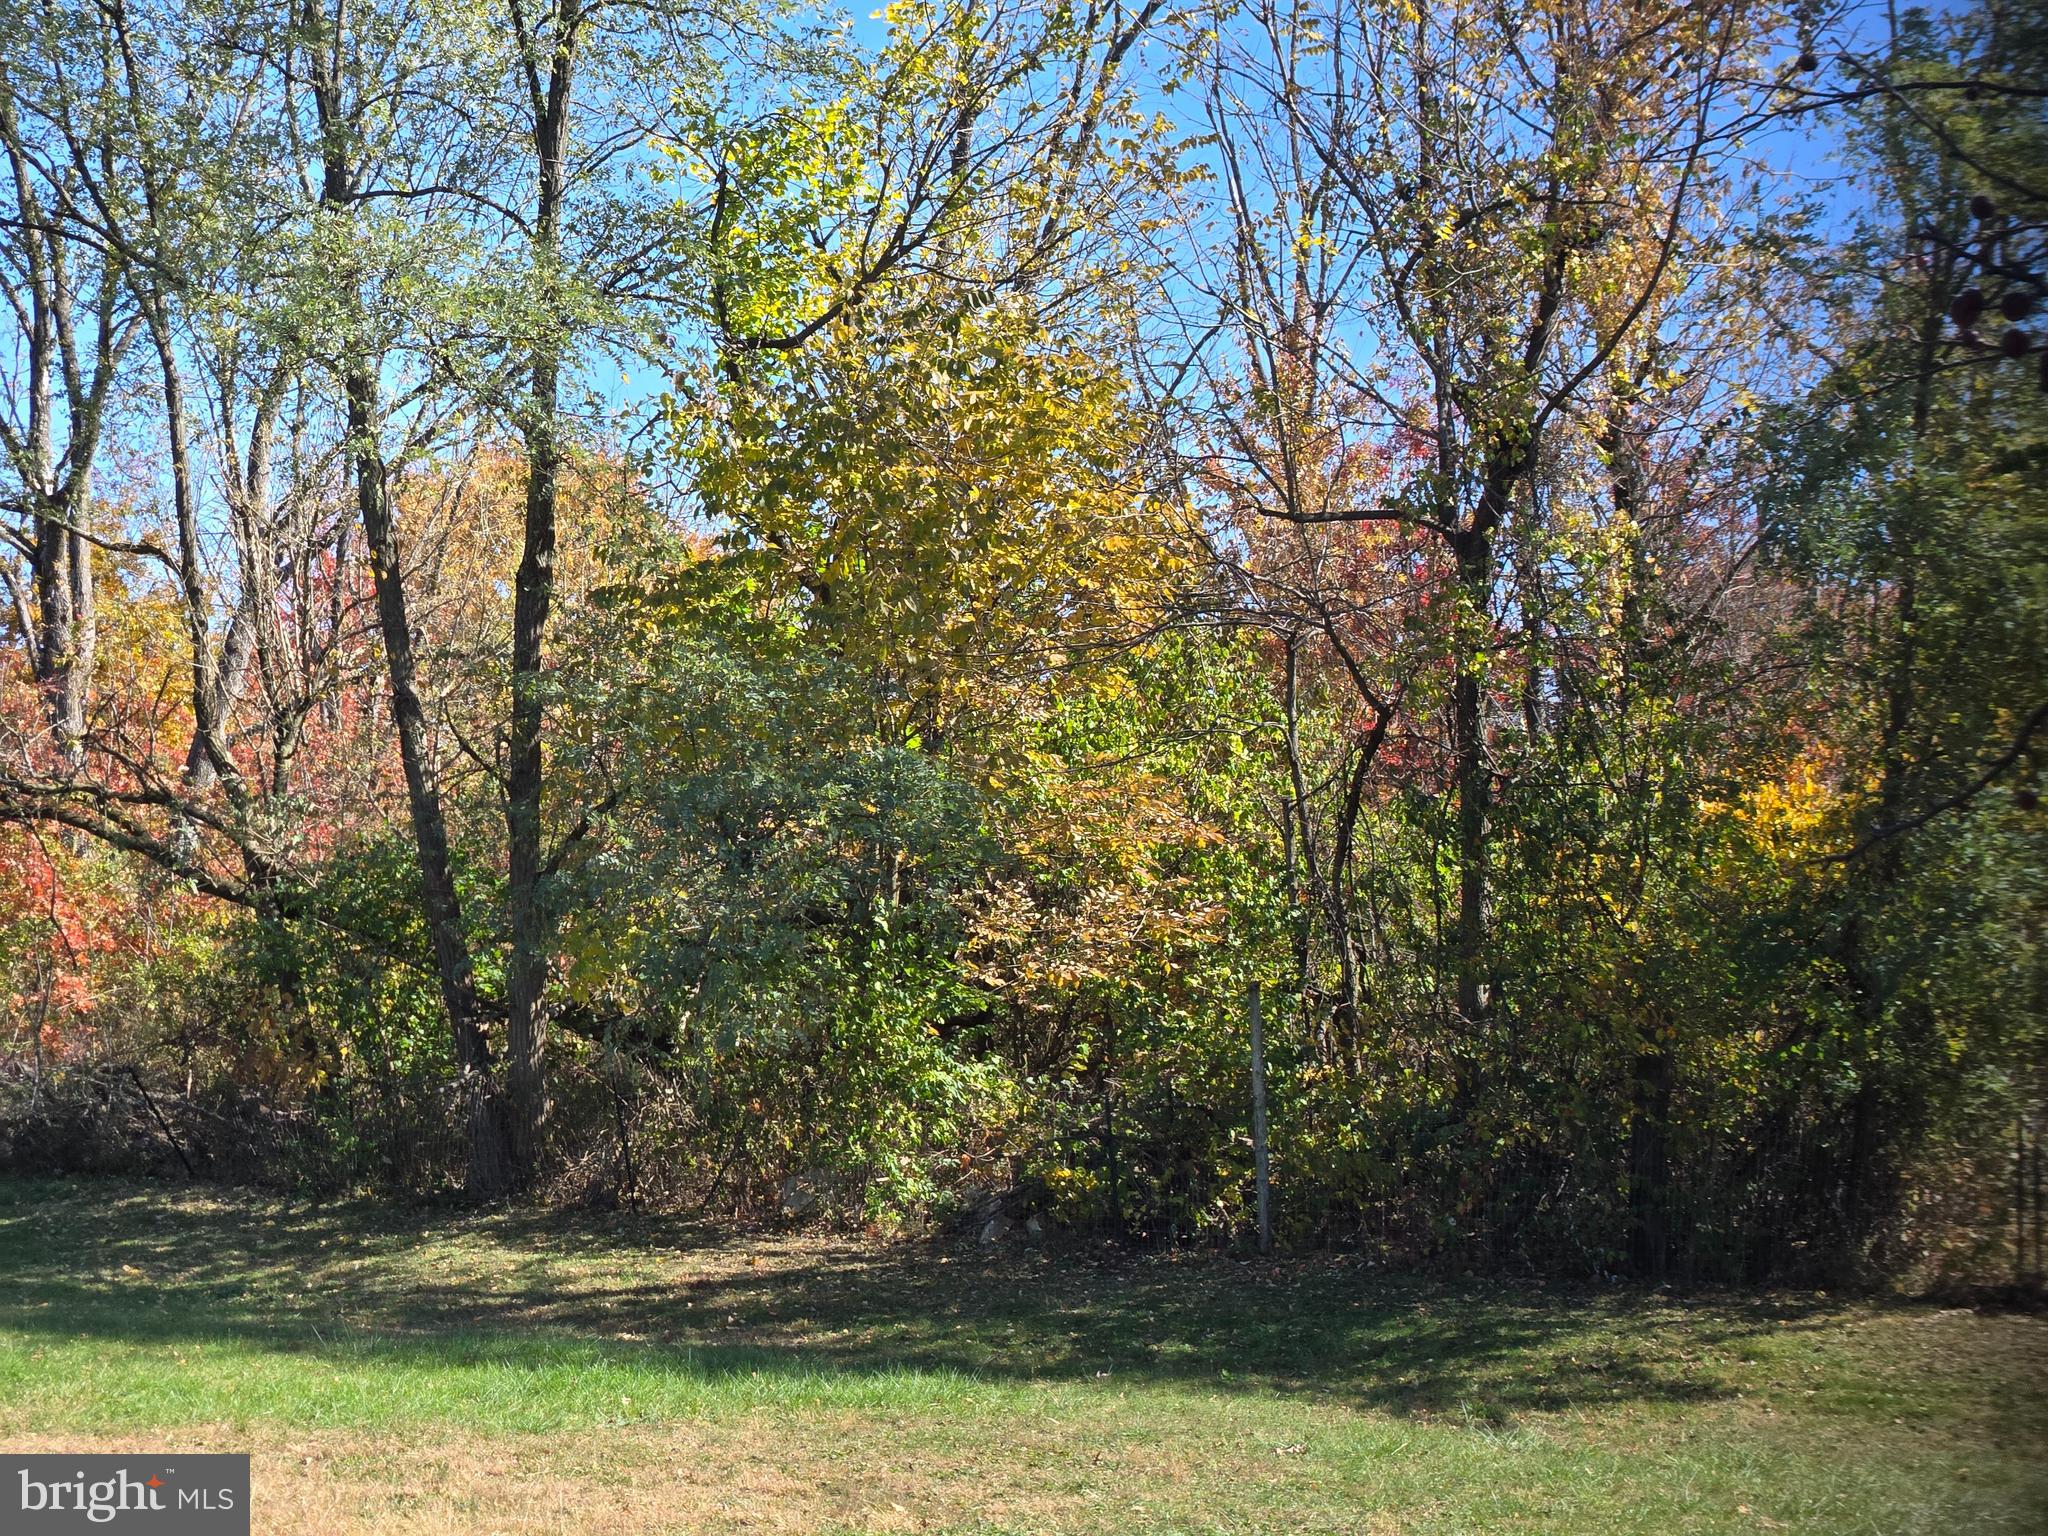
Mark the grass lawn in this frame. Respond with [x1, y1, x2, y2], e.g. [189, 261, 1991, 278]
[0, 1178, 2042, 1534]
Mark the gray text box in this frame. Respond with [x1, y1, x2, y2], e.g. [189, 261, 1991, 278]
[1, 1454, 249, 1533]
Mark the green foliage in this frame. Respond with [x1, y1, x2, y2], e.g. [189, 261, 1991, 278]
[553, 552, 1009, 1216]
[2, 0, 2041, 1290]
[1746, 0, 2048, 1275]
[227, 837, 460, 1090]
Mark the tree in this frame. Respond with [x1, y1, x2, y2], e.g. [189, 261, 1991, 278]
[1181, 0, 1789, 1051]
[0, 0, 136, 767]
[1757, 0, 2048, 1267]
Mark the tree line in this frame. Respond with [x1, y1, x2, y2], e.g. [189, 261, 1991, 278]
[2, 0, 2042, 1284]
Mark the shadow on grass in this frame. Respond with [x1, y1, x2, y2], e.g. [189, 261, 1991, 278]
[0, 1176, 1839, 1419]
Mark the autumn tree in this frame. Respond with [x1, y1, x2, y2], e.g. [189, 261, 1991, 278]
[1180, 0, 1795, 1045]
[1757, 0, 2048, 1265]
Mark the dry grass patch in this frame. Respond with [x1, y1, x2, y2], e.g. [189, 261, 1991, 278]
[0, 1414, 1386, 1535]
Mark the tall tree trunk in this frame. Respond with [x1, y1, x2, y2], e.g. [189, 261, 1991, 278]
[347, 368, 512, 1197]
[1446, 287, 1555, 1034]
[307, 0, 511, 1196]
[505, 352, 557, 1181]
[503, 5, 580, 1183]
[1, 90, 113, 772]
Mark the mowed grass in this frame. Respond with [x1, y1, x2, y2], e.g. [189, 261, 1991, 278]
[0, 1179, 2043, 1535]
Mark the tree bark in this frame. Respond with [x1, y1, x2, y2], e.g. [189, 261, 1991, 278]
[2, 87, 122, 771]
[347, 367, 511, 1197]
[502, 0, 582, 1183]
[306, 0, 513, 1196]
[1450, 492, 1504, 1031]
[505, 355, 558, 1181]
